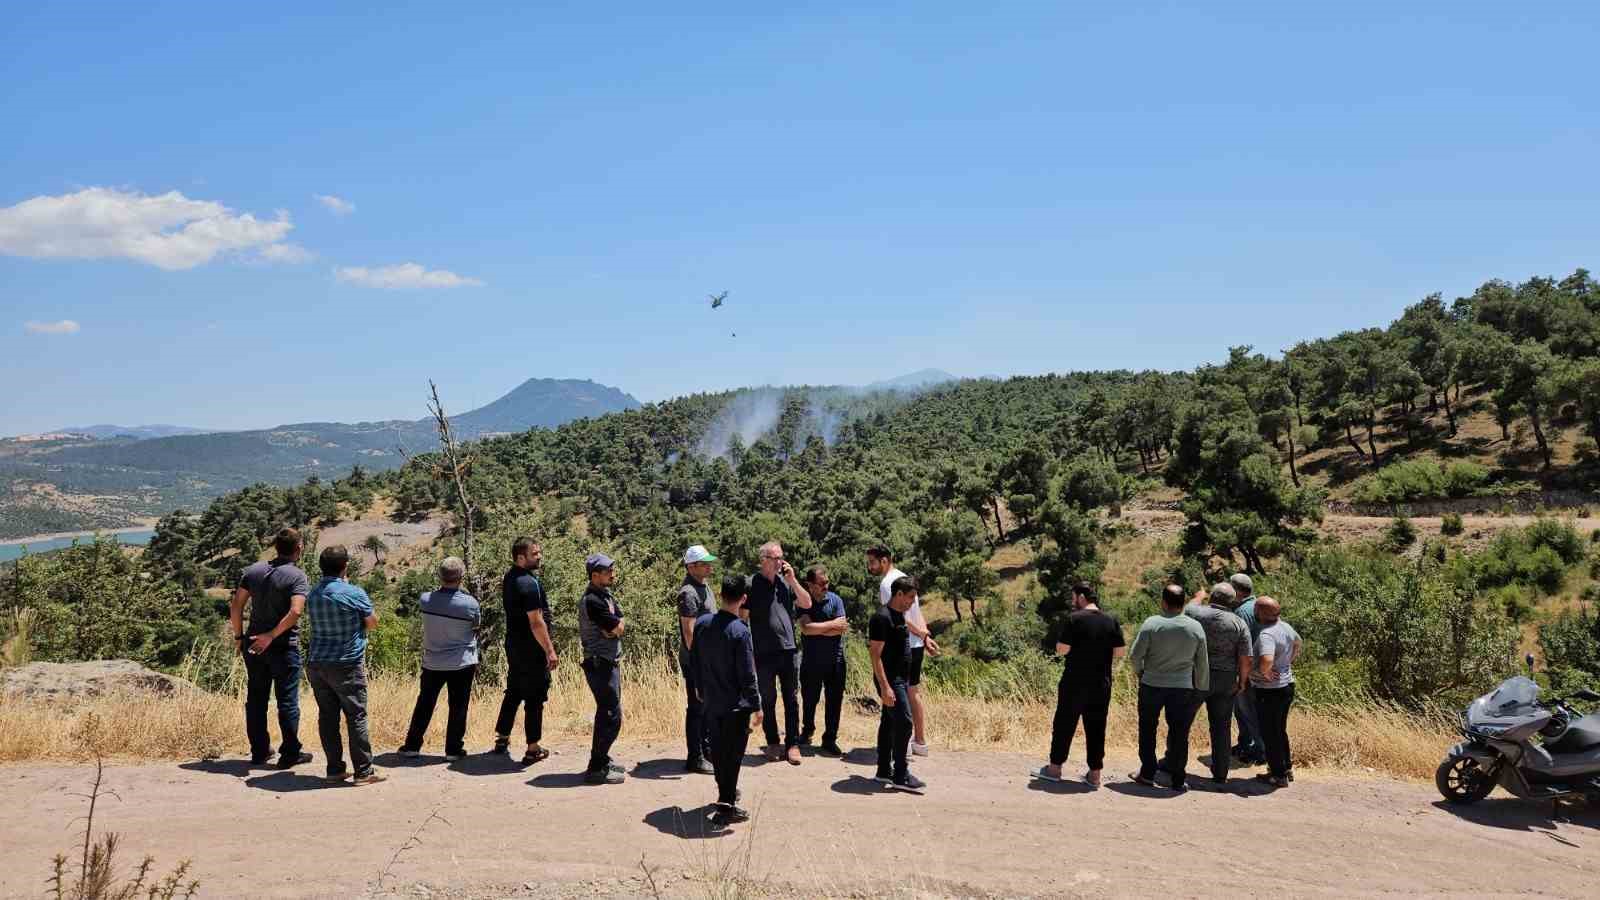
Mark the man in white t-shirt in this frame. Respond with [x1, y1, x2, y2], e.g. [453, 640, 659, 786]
[866, 546, 939, 755]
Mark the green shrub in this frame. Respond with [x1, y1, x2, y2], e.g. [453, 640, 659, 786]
[1383, 515, 1418, 551]
[1524, 518, 1586, 565]
[1441, 513, 1465, 536]
[1351, 460, 1491, 504]
[1537, 605, 1600, 694]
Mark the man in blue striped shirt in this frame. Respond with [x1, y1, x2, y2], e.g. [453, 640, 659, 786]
[305, 545, 384, 784]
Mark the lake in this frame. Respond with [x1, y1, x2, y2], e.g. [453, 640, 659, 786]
[0, 530, 155, 562]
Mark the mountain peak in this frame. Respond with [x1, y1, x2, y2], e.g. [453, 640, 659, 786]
[865, 369, 961, 391]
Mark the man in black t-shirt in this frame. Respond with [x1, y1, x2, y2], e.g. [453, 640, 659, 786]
[676, 545, 718, 773]
[230, 527, 313, 769]
[747, 541, 812, 765]
[495, 537, 558, 764]
[870, 576, 923, 793]
[1033, 583, 1124, 788]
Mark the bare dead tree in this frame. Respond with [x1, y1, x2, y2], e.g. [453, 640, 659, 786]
[426, 381, 482, 592]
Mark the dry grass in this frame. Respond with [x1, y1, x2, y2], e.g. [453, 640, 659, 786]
[0, 656, 1454, 781]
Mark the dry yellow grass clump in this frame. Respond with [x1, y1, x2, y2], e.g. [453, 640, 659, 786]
[0, 657, 1454, 780]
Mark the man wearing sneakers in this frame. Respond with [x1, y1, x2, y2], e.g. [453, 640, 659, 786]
[233, 527, 312, 770]
[578, 553, 627, 785]
[867, 547, 939, 757]
[304, 544, 384, 785]
[1033, 583, 1123, 788]
[1251, 597, 1301, 789]
[494, 537, 557, 765]
[870, 576, 924, 793]
[1127, 583, 1209, 793]
[676, 545, 718, 774]
[399, 557, 481, 761]
[1229, 573, 1267, 766]
[1185, 582, 1251, 785]
[693, 575, 761, 828]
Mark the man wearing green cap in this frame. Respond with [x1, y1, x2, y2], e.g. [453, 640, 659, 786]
[677, 544, 718, 773]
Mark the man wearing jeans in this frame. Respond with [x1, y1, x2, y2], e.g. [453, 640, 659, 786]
[231, 527, 312, 769]
[1251, 597, 1302, 789]
[399, 557, 481, 761]
[304, 545, 384, 785]
[1184, 582, 1251, 785]
[1229, 573, 1266, 765]
[1127, 584, 1210, 793]
[578, 553, 627, 785]
[746, 541, 812, 765]
[871, 576, 923, 792]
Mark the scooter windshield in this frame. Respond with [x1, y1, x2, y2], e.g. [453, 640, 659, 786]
[1470, 675, 1542, 724]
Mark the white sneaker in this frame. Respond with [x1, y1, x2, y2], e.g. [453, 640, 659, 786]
[910, 741, 929, 757]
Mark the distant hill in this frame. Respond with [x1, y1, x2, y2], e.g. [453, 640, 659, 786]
[865, 369, 962, 391]
[56, 424, 214, 440]
[0, 378, 639, 539]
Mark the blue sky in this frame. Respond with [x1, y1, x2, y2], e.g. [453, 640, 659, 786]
[3, 1, 1598, 434]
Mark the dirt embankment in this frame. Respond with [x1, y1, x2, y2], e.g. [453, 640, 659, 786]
[1, 744, 1595, 899]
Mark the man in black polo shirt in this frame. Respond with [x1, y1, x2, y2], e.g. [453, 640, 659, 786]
[676, 544, 718, 774]
[494, 536, 558, 764]
[1032, 583, 1124, 789]
[230, 526, 313, 769]
[871, 576, 923, 793]
[693, 575, 761, 828]
[578, 553, 626, 785]
[747, 540, 812, 765]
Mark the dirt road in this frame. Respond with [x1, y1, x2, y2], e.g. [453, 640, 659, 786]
[3, 743, 1595, 899]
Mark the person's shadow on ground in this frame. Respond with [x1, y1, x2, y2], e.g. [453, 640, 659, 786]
[178, 759, 263, 778]
[642, 804, 731, 840]
[1105, 780, 1182, 800]
[447, 754, 529, 776]
[371, 752, 438, 768]
[1433, 798, 1600, 840]
[629, 758, 692, 780]
[243, 771, 344, 793]
[830, 775, 888, 796]
[839, 748, 878, 767]
[1026, 776, 1095, 796]
[528, 771, 591, 789]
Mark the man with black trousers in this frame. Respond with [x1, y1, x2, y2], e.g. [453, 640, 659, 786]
[692, 575, 761, 828]
[1127, 583, 1210, 793]
[676, 545, 718, 774]
[797, 565, 849, 757]
[494, 537, 558, 765]
[871, 576, 924, 793]
[578, 553, 626, 785]
[747, 541, 812, 765]
[1033, 583, 1124, 788]
[231, 526, 312, 769]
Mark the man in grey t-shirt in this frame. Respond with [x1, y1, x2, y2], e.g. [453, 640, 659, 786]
[1185, 583, 1251, 784]
[1251, 597, 1301, 788]
[399, 557, 481, 760]
[230, 527, 312, 768]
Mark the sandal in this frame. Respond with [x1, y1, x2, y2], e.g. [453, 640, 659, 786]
[520, 747, 550, 765]
[1030, 767, 1065, 783]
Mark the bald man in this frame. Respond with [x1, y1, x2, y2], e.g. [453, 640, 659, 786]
[1250, 597, 1301, 789]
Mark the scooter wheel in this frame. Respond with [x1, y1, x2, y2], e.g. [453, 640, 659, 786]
[1435, 755, 1494, 804]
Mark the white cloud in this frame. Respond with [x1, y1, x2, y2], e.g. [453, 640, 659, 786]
[334, 263, 485, 290]
[24, 320, 80, 335]
[256, 242, 315, 264]
[315, 194, 355, 216]
[0, 187, 297, 270]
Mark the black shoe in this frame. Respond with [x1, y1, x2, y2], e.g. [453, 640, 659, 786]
[796, 732, 814, 747]
[277, 752, 312, 769]
[1170, 781, 1189, 794]
[584, 768, 625, 785]
[250, 754, 272, 766]
[711, 804, 751, 826]
[607, 761, 625, 773]
[817, 742, 843, 758]
[874, 771, 894, 784]
[685, 758, 714, 775]
[1128, 771, 1157, 787]
[491, 740, 510, 756]
[325, 768, 349, 781]
[890, 774, 926, 793]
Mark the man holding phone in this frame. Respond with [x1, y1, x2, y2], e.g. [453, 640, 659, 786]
[746, 541, 812, 765]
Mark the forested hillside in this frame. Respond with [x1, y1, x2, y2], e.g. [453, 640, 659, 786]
[5, 269, 1600, 706]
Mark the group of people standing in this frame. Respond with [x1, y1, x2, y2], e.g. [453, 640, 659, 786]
[231, 526, 1301, 826]
[1034, 574, 1301, 792]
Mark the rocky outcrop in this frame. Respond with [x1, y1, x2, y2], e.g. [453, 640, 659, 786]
[1, 660, 193, 702]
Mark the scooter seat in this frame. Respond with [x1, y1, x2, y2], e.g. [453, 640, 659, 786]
[1524, 742, 1600, 778]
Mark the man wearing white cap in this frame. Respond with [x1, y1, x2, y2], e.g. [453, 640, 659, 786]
[676, 545, 718, 774]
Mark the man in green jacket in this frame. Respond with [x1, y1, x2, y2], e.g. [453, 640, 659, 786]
[1127, 583, 1210, 793]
